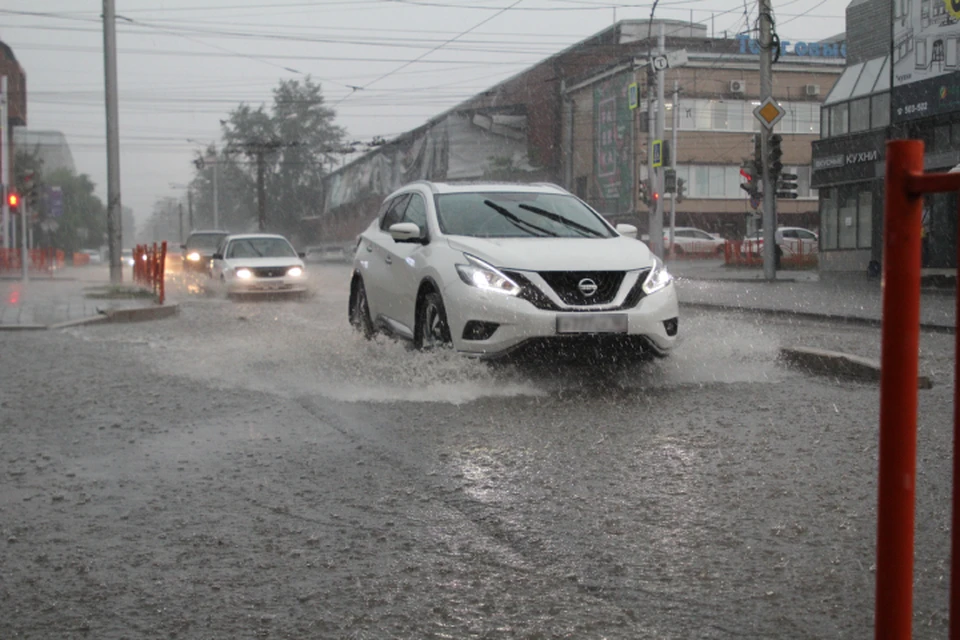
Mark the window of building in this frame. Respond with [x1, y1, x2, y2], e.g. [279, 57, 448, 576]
[821, 189, 838, 249]
[839, 187, 859, 248]
[708, 166, 726, 197]
[858, 191, 873, 248]
[916, 39, 926, 68]
[871, 93, 890, 128]
[711, 101, 728, 130]
[694, 166, 710, 197]
[933, 124, 953, 152]
[830, 103, 849, 136]
[821, 107, 830, 138]
[850, 98, 871, 132]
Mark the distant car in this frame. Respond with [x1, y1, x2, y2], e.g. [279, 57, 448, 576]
[741, 227, 819, 258]
[121, 249, 135, 267]
[210, 233, 307, 297]
[664, 227, 725, 256]
[79, 249, 102, 265]
[181, 230, 230, 274]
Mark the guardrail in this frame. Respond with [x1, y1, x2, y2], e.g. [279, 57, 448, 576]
[133, 242, 167, 304]
[0, 248, 66, 273]
[723, 239, 818, 268]
[875, 139, 960, 639]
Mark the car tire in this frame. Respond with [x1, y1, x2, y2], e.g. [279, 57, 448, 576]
[416, 291, 452, 351]
[349, 277, 376, 339]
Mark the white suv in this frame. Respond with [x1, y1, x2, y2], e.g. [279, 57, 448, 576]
[349, 181, 679, 360]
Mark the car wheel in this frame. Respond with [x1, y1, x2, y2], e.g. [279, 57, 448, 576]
[416, 291, 451, 351]
[349, 277, 376, 338]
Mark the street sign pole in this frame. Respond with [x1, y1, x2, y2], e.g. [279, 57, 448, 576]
[1, 76, 8, 250]
[758, 0, 777, 281]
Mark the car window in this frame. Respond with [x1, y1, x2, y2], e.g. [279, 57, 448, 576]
[402, 193, 428, 233]
[781, 229, 798, 239]
[435, 192, 614, 239]
[226, 237, 297, 259]
[186, 233, 228, 249]
[675, 230, 692, 238]
[694, 230, 713, 239]
[379, 195, 411, 231]
[798, 230, 817, 240]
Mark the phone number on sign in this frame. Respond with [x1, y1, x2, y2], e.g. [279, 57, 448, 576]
[899, 102, 929, 115]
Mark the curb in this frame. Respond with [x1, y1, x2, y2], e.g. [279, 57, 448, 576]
[779, 346, 933, 389]
[0, 324, 48, 331]
[104, 303, 179, 323]
[679, 301, 956, 334]
[49, 316, 110, 330]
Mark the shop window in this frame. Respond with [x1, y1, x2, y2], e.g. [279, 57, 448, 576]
[708, 166, 725, 197]
[821, 189, 838, 249]
[871, 93, 890, 129]
[831, 103, 849, 136]
[850, 98, 871, 133]
[839, 187, 858, 248]
[858, 191, 873, 248]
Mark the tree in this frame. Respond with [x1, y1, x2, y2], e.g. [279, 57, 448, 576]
[192, 76, 345, 240]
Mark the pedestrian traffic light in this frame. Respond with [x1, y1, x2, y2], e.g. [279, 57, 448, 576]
[23, 170, 38, 209]
[768, 134, 784, 182]
[664, 168, 677, 194]
[638, 179, 649, 205]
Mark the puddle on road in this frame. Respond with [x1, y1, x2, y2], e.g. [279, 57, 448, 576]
[67, 294, 791, 405]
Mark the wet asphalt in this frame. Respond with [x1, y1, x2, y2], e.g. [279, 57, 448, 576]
[0, 264, 956, 639]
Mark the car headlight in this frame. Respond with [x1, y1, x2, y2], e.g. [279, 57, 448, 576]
[187, 252, 201, 262]
[455, 254, 520, 296]
[287, 266, 303, 277]
[642, 257, 673, 295]
[236, 268, 252, 279]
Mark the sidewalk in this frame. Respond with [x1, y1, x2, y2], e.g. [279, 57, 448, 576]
[0, 265, 177, 330]
[670, 258, 956, 332]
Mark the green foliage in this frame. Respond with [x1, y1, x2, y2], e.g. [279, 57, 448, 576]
[190, 76, 345, 238]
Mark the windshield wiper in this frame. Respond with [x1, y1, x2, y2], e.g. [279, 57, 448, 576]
[482, 200, 557, 237]
[517, 203, 603, 237]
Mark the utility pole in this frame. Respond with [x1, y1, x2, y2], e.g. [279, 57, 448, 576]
[759, 0, 777, 280]
[102, 0, 123, 283]
[187, 188, 194, 231]
[213, 153, 219, 230]
[669, 80, 679, 251]
[178, 201, 184, 243]
[646, 60, 660, 257]
[256, 149, 267, 232]
[1, 76, 8, 251]
[656, 23, 666, 256]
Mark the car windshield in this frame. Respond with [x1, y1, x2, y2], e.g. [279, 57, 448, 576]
[186, 233, 227, 249]
[226, 237, 297, 259]
[435, 192, 615, 239]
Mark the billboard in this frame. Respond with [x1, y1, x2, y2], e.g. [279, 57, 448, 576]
[892, 0, 960, 121]
[593, 73, 634, 214]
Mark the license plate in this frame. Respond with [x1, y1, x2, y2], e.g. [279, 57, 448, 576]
[556, 313, 628, 334]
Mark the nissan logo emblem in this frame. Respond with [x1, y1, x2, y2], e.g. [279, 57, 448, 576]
[578, 278, 598, 297]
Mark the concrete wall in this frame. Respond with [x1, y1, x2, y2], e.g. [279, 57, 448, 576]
[819, 248, 872, 272]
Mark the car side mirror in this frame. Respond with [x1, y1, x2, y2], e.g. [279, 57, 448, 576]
[180, 243, 186, 250]
[211, 253, 223, 260]
[389, 222, 425, 244]
[616, 223, 638, 239]
[298, 252, 306, 259]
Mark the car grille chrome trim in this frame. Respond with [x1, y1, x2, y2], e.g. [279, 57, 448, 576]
[538, 271, 624, 305]
[250, 267, 288, 278]
[502, 268, 650, 312]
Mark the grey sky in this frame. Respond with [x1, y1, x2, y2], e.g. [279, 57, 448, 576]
[2, 0, 845, 225]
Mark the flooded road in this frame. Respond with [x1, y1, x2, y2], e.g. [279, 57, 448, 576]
[1, 264, 955, 638]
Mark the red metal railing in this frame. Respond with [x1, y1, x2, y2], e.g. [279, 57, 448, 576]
[875, 139, 960, 639]
[0, 248, 66, 273]
[723, 238, 818, 268]
[133, 242, 167, 304]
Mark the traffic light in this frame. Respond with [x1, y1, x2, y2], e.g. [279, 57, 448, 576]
[638, 179, 649, 205]
[7, 191, 20, 214]
[768, 134, 784, 182]
[676, 178, 686, 203]
[23, 171, 38, 210]
[739, 161, 760, 199]
[776, 171, 799, 200]
[664, 168, 677, 194]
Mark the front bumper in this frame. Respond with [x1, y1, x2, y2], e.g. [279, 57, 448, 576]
[226, 276, 307, 295]
[441, 278, 679, 359]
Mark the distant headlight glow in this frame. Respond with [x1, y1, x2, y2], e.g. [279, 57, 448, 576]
[287, 266, 303, 277]
[236, 268, 252, 279]
[187, 252, 201, 261]
[642, 257, 673, 295]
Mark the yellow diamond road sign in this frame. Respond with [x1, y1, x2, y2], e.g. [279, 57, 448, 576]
[754, 98, 785, 129]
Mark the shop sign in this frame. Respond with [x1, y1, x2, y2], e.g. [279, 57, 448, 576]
[736, 35, 846, 58]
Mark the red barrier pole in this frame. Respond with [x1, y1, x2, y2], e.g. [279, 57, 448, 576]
[876, 139, 924, 640]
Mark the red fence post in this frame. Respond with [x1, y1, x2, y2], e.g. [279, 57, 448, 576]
[158, 241, 167, 305]
[876, 140, 924, 640]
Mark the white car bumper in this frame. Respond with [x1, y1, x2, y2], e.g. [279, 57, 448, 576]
[226, 275, 307, 294]
[440, 278, 679, 359]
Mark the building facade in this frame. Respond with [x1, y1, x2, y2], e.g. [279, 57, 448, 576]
[812, 0, 959, 273]
[13, 128, 77, 174]
[315, 20, 845, 244]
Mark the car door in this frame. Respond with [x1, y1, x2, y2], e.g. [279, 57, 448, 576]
[779, 229, 800, 255]
[360, 194, 409, 323]
[384, 192, 430, 333]
[797, 229, 819, 255]
[692, 229, 716, 253]
[210, 238, 230, 282]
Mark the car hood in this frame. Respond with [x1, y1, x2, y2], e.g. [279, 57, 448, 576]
[445, 236, 654, 272]
[224, 256, 303, 268]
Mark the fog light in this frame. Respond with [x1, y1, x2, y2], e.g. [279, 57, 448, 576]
[187, 252, 201, 262]
[663, 317, 678, 337]
[462, 320, 499, 341]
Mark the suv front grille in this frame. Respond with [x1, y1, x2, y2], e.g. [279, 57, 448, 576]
[538, 271, 624, 305]
[502, 269, 650, 311]
[251, 267, 287, 278]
